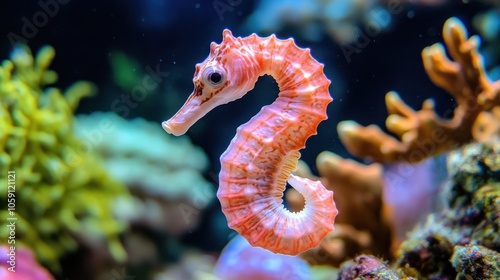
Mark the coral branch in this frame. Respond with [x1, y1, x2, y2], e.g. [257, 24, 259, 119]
[473, 107, 500, 141]
[338, 17, 500, 163]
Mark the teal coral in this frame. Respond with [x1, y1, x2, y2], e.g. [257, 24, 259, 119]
[74, 111, 214, 234]
[0, 45, 130, 270]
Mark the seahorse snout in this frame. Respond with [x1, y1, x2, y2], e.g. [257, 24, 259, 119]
[161, 121, 186, 136]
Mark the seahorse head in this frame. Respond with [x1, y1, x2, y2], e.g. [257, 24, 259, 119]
[163, 29, 260, 136]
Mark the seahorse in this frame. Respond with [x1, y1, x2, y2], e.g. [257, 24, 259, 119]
[162, 30, 338, 255]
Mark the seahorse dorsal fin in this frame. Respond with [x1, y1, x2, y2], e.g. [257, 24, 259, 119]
[222, 29, 233, 38]
[222, 29, 238, 46]
[210, 42, 218, 55]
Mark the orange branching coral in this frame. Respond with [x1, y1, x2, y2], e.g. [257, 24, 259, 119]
[338, 17, 500, 163]
[473, 107, 500, 142]
[287, 153, 393, 266]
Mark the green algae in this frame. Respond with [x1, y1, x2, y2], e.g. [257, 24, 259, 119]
[0, 45, 130, 271]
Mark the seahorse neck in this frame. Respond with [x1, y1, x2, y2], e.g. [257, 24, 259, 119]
[246, 36, 321, 96]
[222, 35, 332, 157]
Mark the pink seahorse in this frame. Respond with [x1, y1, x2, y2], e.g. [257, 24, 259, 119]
[162, 30, 338, 255]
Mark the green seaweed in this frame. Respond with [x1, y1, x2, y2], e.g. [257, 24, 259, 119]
[109, 51, 143, 92]
[0, 45, 130, 271]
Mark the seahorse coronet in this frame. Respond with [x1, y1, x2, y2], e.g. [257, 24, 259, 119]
[163, 29, 338, 255]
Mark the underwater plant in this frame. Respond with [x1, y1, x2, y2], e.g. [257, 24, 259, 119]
[0, 45, 130, 270]
[162, 29, 338, 255]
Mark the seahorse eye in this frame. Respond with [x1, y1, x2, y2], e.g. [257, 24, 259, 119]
[203, 67, 226, 86]
[209, 72, 222, 84]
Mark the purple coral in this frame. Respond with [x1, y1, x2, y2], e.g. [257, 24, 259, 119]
[0, 245, 54, 280]
[338, 255, 399, 280]
[213, 235, 310, 280]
